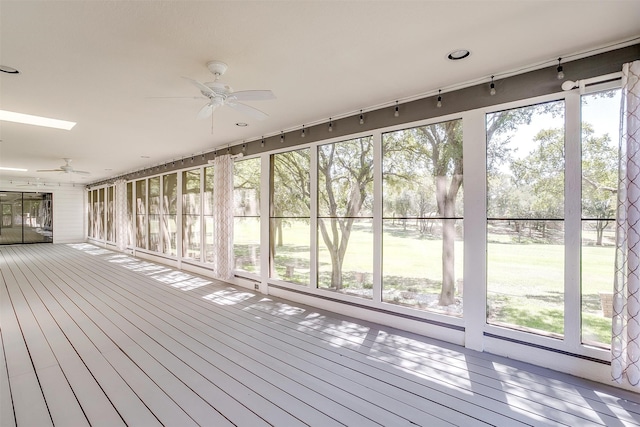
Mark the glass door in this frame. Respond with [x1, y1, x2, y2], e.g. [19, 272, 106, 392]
[0, 191, 53, 244]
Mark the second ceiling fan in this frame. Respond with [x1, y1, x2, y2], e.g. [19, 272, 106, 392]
[184, 60, 275, 121]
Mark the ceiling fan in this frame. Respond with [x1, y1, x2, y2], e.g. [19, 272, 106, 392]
[183, 60, 275, 121]
[37, 158, 89, 175]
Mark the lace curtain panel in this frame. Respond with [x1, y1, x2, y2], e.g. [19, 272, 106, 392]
[613, 60, 640, 387]
[212, 154, 234, 279]
[114, 179, 128, 251]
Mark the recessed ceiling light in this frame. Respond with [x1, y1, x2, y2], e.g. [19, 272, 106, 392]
[0, 166, 28, 172]
[0, 65, 20, 74]
[447, 49, 471, 60]
[236, 122, 248, 127]
[0, 110, 76, 130]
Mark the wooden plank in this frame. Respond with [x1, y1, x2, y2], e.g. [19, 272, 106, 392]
[18, 245, 254, 427]
[28, 245, 341, 427]
[0, 269, 52, 426]
[51, 248, 464, 426]
[84, 271, 479, 426]
[1, 251, 89, 426]
[0, 328, 16, 427]
[76, 247, 637, 426]
[6, 243, 640, 426]
[2, 247, 161, 427]
[66, 250, 553, 425]
[3, 246, 126, 427]
[10, 247, 207, 427]
[78, 271, 432, 426]
[181, 278, 640, 425]
[52, 245, 526, 426]
[245, 297, 640, 412]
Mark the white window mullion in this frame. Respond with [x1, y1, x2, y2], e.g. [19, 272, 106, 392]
[310, 146, 318, 289]
[200, 166, 205, 263]
[132, 182, 137, 256]
[463, 110, 487, 352]
[260, 153, 271, 292]
[176, 171, 183, 268]
[372, 132, 382, 303]
[564, 92, 582, 350]
[159, 177, 164, 255]
[144, 179, 149, 250]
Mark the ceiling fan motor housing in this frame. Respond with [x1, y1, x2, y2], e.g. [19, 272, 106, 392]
[206, 60, 228, 78]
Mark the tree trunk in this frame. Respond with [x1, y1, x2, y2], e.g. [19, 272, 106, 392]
[329, 245, 343, 289]
[440, 217, 456, 305]
[276, 218, 283, 247]
[595, 219, 610, 246]
[437, 174, 462, 306]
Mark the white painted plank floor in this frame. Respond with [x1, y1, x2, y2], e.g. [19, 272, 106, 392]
[1, 243, 639, 426]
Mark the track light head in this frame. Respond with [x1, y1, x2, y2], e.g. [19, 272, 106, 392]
[556, 58, 565, 80]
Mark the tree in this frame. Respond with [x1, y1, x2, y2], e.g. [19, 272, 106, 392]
[269, 150, 310, 277]
[318, 137, 374, 289]
[382, 120, 463, 305]
[581, 124, 617, 245]
[492, 121, 616, 246]
[416, 121, 463, 305]
[270, 149, 310, 248]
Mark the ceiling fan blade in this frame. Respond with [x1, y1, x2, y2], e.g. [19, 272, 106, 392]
[37, 169, 63, 172]
[226, 102, 269, 121]
[229, 90, 276, 102]
[146, 96, 205, 100]
[72, 170, 90, 175]
[197, 103, 215, 120]
[182, 77, 215, 96]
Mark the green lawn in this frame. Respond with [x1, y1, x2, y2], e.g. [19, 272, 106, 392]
[235, 219, 614, 346]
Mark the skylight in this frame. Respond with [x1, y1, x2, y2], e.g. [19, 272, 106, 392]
[0, 110, 76, 130]
[0, 166, 28, 172]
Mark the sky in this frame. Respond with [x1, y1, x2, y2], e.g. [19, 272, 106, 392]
[504, 87, 621, 161]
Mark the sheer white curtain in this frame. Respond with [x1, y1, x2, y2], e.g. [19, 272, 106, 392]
[613, 60, 640, 387]
[114, 179, 128, 251]
[212, 154, 234, 279]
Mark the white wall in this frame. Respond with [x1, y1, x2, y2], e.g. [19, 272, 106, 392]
[0, 180, 85, 244]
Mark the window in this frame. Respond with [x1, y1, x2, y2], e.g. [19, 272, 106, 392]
[126, 182, 133, 247]
[182, 169, 201, 260]
[136, 179, 147, 249]
[486, 100, 565, 337]
[382, 119, 463, 315]
[148, 176, 161, 252]
[87, 190, 93, 238]
[581, 89, 621, 348]
[107, 186, 114, 242]
[270, 149, 310, 284]
[317, 137, 374, 298]
[162, 173, 178, 256]
[92, 189, 99, 239]
[97, 188, 105, 240]
[203, 166, 215, 263]
[234, 157, 261, 274]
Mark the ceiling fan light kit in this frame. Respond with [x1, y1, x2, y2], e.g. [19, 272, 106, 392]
[184, 60, 275, 121]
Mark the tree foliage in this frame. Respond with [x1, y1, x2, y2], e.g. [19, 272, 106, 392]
[318, 137, 374, 289]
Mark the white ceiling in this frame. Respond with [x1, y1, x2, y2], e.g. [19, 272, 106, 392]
[1, 1, 639, 186]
